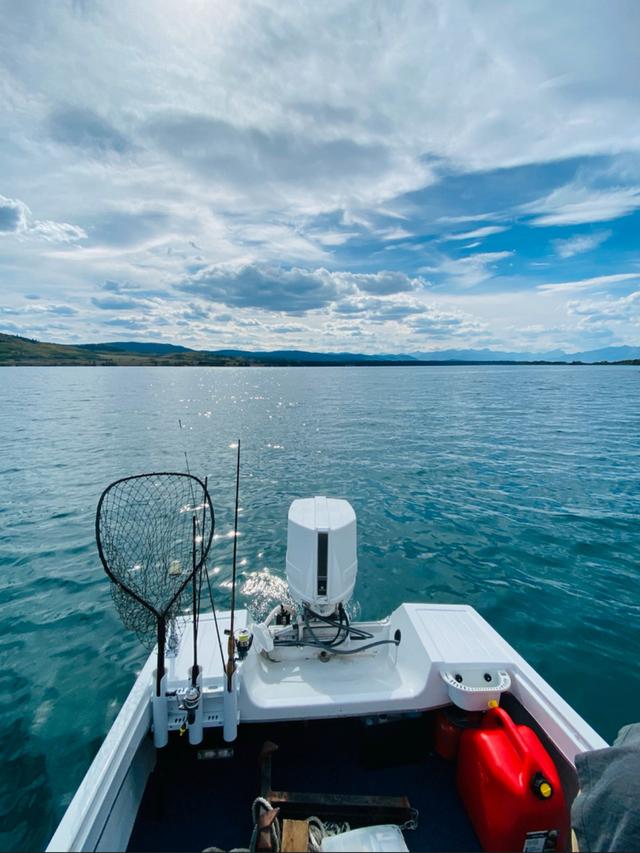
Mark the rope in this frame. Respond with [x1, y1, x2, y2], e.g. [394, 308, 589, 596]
[249, 797, 281, 853]
[307, 817, 351, 852]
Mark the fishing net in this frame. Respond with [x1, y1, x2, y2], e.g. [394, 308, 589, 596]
[96, 472, 214, 649]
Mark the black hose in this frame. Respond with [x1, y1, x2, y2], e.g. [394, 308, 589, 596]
[274, 637, 400, 655]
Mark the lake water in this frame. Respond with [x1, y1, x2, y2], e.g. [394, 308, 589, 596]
[0, 365, 639, 851]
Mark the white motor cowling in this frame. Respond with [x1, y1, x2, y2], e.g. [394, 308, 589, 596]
[286, 496, 357, 617]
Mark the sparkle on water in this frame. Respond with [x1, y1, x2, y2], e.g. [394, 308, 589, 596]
[0, 365, 639, 852]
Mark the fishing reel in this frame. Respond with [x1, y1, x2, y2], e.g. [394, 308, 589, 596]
[235, 628, 253, 661]
[176, 685, 200, 725]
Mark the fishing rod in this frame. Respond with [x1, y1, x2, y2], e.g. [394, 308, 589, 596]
[177, 420, 225, 674]
[226, 439, 241, 693]
[178, 419, 202, 688]
[191, 515, 199, 687]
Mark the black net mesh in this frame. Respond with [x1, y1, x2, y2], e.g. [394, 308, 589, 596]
[96, 473, 214, 649]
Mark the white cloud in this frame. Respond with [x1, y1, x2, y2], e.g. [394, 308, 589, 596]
[424, 251, 513, 288]
[2, 2, 640, 352]
[376, 227, 414, 241]
[0, 195, 29, 232]
[552, 230, 611, 258]
[568, 290, 640, 323]
[538, 273, 640, 293]
[177, 263, 426, 313]
[525, 185, 640, 226]
[438, 213, 500, 224]
[0, 194, 86, 243]
[30, 220, 87, 243]
[408, 309, 481, 338]
[443, 226, 509, 241]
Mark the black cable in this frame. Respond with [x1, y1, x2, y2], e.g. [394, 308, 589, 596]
[274, 638, 399, 655]
[301, 605, 374, 647]
[303, 606, 346, 646]
[309, 605, 374, 640]
[275, 602, 398, 656]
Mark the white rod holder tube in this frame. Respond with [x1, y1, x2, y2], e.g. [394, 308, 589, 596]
[223, 672, 238, 742]
[188, 667, 204, 745]
[152, 672, 168, 749]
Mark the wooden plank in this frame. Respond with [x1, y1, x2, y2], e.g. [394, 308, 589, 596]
[267, 789, 412, 825]
[259, 741, 279, 798]
[281, 819, 309, 853]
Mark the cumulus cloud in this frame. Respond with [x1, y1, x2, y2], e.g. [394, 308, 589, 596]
[30, 220, 87, 243]
[180, 304, 212, 322]
[91, 295, 146, 310]
[0, 195, 29, 232]
[3, 2, 640, 351]
[407, 305, 481, 338]
[177, 264, 425, 313]
[43, 304, 78, 317]
[0, 302, 78, 317]
[334, 296, 425, 323]
[178, 263, 340, 313]
[568, 290, 640, 323]
[102, 280, 131, 293]
[331, 270, 425, 296]
[267, 323, 311, 334]
[103, 317, 149, 330]
[0, 194, 86, 243]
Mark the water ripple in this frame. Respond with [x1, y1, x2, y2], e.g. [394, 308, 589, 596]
[0, 365, 638, 851]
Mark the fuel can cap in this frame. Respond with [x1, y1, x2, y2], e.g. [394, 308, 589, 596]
[531, 772, 554, 800]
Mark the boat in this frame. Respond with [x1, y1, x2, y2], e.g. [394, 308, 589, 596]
[46, 464, 607, 853]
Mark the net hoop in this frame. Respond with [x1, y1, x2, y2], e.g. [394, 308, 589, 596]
[95, 471, 215, 621]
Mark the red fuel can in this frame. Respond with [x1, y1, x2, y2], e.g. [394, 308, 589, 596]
[434, 709, 462, 760]
[434, 708, 483, 760]
[457, 706, 568, 852]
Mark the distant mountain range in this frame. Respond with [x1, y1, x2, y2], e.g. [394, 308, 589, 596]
[77, 341, 640, 363]
[408, 346, 640, 362]
[1, 333, 639, 366]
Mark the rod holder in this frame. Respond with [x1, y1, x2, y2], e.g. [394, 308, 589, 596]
[223, 671, 239, 743]
[188, 666, 204, 745]
[152, 672, 168, 748]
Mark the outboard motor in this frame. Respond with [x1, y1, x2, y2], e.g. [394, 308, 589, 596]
[286, 496, 357, 617]
[253, 496, 399, 659]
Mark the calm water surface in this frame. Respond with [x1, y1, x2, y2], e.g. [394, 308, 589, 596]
[0, 365, 639, 851]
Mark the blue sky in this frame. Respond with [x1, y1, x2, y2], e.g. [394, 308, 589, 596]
[1, 0, 639, 353]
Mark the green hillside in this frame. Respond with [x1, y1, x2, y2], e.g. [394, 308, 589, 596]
[2, 332, 637, 367]
[0, 333, 417, 366]
[0, 333, 243, 366]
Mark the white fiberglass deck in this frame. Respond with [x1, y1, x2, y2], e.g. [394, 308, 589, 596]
[47, 604, 607, 853]
[163, 605, 605, 764]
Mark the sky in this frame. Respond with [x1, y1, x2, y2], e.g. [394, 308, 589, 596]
[1, 0, 639, 355]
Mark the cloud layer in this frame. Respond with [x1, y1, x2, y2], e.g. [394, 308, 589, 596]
[0, 1, 639, 352]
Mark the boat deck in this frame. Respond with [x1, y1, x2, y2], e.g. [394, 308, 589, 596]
[128, 711, 481, 852]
